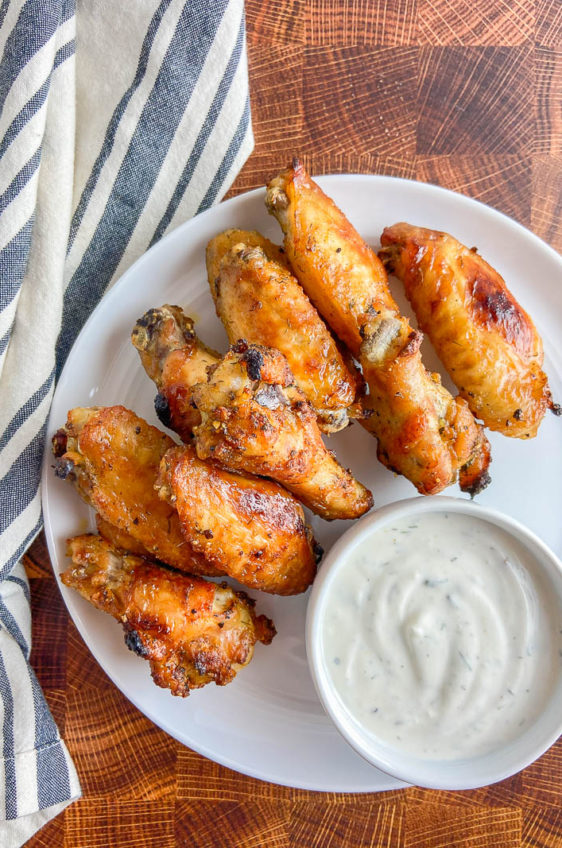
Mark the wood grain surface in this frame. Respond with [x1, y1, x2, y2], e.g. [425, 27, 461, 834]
[27, 1, 562, 845]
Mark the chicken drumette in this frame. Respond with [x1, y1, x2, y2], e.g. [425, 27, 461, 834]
[62, 534, 275, 696]
[132, 305, 220, 441]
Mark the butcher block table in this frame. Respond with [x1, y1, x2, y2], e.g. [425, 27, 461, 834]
[27, 1, 562, 846]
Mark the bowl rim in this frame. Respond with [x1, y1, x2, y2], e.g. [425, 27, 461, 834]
[305, 495, 562, 790]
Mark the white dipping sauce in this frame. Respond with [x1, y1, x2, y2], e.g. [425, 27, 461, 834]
[322, 512, 562, 760]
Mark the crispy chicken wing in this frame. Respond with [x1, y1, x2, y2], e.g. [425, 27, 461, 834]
[207, 230, 360, 432]
[131, 306, 220, 441]
[133, 303, 372, 519]
[358, 320, 492, 496]
[266, 161, 491, 496]
[191, 340, 373, 519]
[157, 445, 320, 595]
[54, 406, 318, 593]
[266, 166, 398, 353]
[62, 534, 275, 696]
[52, 406, 220, 575]
[380, 223, 560, 438]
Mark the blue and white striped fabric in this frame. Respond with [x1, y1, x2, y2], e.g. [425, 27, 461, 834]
[0, 0, 253, 843]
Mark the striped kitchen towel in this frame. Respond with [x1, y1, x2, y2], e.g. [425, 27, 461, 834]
[0, 0, 253, 843]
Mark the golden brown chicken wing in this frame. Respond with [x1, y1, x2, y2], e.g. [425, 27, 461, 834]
[131, 306, 220, 441]
[379, 223, 560, 438]
[191, 340, 373, 519]
[62, 534, 275, 696]
[266, 166, 397, 353]
[52, 406, 220, 575]
[358, 324, 492, 495]
[157, 445, 320, 595]
[54, 406, 319, 593]
[266, 161, 491, 496]
[207, 231, 360, 432]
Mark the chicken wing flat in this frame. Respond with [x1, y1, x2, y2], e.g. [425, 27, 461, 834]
[380, 223, 560, 438]
[266, 161, 491, 496]
[157, 445, 320, 595]
[191, 341, 373, 520]
[207, 230, 360, 433]
[52, 406, 220, 576]
[62, 534, 275, 696]
[131, 306, 220, 441]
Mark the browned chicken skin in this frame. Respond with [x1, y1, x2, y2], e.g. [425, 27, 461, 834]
[157, 445, 320, 595]
[380, 223, 560, 438]
[191, 341, 373, 519]
[206, 227, 290, 282]
[131, 306, 220, 441]
[132, 303, 372, 519]
[358, 325, 491, 496]
[266, 161, 491, 496]
[53, 406, 319, 594]
[207, 230, 360, 433]
[95, 515, 153, 557]
[52, 406, 219, 575]
[62, 534, 275, 697]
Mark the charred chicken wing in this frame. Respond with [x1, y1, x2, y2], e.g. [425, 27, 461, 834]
[191, 341, 373, 519]
[62, 534, 275, 696]
[157, 445, 320, 595]
[132, 305, 220, 441]
[266, 161, 491, 496]
[52, 406, 220, 575]
[207, 231, 360, 432]
[380, 223, 560, 438]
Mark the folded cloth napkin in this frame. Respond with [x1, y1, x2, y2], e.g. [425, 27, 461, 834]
[0, 0, 253, 843]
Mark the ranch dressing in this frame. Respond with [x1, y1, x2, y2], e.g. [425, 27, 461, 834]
[322, 512, 562, 759]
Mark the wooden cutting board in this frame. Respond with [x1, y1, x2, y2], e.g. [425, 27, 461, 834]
[27, 1, 562, 845]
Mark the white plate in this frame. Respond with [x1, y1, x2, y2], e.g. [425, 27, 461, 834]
[42, 176, 562, 792]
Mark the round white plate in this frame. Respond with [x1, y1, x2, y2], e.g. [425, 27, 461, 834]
[42, 176, 562, 792]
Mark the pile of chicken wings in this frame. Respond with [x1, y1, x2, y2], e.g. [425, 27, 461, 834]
[54, 161, 557, 697]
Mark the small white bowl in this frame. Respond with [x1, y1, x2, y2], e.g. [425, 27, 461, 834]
[306, 496, 562, 790]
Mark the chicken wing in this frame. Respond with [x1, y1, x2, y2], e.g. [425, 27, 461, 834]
[157, 445, 320, 595]
[131, 306, 220, 441]
[62, 534, 275, 696]
[52, 406, 220, 575]
[358, 321, 492, 496]
[266, 161, 491, 496]
[191, 341, 373, 519]
[207, 231, 360, 432]
[379, 223, 560, 438]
